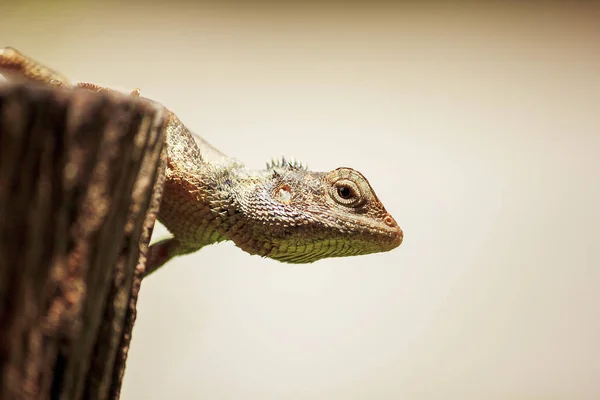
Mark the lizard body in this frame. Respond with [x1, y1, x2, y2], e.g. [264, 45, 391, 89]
[0, 47, 403, 275]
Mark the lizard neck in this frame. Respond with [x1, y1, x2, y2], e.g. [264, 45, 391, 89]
[158, 157, 251, 249]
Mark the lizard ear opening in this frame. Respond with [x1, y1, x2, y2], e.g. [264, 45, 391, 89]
[274, 184, 293, 204]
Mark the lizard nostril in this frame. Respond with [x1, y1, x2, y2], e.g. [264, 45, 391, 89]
[383, 215, 396, 227]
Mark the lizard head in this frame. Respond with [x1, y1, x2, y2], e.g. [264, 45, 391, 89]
[231, 161, 403, 263]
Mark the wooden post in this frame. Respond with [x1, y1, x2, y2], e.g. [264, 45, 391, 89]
[0, 82, 168, 400]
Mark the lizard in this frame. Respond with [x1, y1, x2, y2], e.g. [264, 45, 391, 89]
[0, 47, 403, 276]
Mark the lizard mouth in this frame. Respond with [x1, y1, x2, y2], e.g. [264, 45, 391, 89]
[371, 225, 403, 252]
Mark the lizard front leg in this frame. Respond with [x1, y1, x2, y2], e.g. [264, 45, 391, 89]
[75, 82, 141, 97]
[146, 238, 202, 276]
[0, 47, 72, 86]
[0, 47, 140, 96]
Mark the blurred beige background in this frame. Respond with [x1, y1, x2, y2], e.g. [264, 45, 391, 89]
[2, 1, 599, 399]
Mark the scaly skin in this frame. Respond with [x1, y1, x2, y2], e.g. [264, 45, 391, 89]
[0, 47, 403, 276]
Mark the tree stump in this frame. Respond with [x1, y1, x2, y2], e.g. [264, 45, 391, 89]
[0, 82, 168, 400]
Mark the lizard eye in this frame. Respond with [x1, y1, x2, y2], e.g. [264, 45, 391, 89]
[331, 179, 364, 207]
[338, 185, 353, 199]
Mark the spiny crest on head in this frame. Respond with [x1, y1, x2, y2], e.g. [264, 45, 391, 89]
[266, 156, 307, 171]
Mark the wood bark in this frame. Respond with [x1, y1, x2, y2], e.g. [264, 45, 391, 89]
[0, 82, 168, 400]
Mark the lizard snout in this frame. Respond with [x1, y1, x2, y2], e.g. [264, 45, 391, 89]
[391, 226, 403, 248]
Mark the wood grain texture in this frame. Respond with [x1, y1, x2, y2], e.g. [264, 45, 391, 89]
[0, 82, 167, 400]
